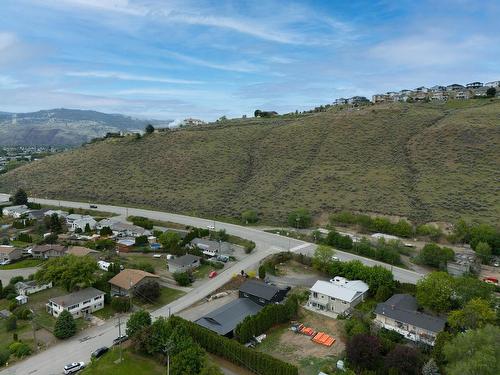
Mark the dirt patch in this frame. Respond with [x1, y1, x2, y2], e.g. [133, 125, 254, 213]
[213, 275, 248, 294]
[259, 307, 345, 366]
[20, 327, 57, 348]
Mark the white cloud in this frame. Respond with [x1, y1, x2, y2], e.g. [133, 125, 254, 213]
[166, 51, 260, 73]
[65, 70, 202, 84]
[0, 32, 17, 51]
[0, 75, 25, 89]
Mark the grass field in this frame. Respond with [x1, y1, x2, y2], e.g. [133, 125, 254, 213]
[1, 100, 498, 225]
[132, 286, 185, 310]
[80, 348, 164, 375]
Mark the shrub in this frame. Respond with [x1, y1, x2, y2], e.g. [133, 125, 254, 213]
[130, 216, 154, 230]
[6, 315, 17, 331]
[8, 341, 31, 358]
[130, 261, 154, 274]
[111, 296, 131, 312]
[244, 241, 256, 254]
[133, 281, 160, 303]
[241, 209, 259, 224]
[54, 310, 77, 339]
[346, 334, 383, 371]
[288, 209, 312, 228]
[126, 310, 152, 337]
[173, 272, 191, 286]
[0, 348, 10, 366]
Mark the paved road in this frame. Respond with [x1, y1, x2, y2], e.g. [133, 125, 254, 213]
[0, 197, 425, 375]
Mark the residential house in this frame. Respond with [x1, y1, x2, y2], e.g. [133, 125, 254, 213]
[66, 246, 100, 258]
[484, 80, 500, 88]
[446, 252, 480, 276]
[239, 279, 288, 306]
[430, 85, 446, 92]
[116, 238, 136, 252]
[109, 222, 151, 238]
[44, 210, 68, 219]
[472, 87, 489, 97]
[372, 94, 389, 103]
[446, 83, 465, 91]
[46, 287, 105, 318]
[108, 268, 160, 297]
[455, 90, 470, 100]
[431, 91, 449, 101]
[95, 218, 119, 231]
[195, 298, 263, 337]
[31, 244, 67, 259]
[2, 205, 30, 218]
[65, 213, 85, 225]
[399, 89, 412, 95]
[466, 81, 483, 89]
[308, 277, 369, 317]
[190, 238, 231, 257]
[70, 216, 97, 232]
[181, 118, 206, 126]
[334, 98, 348, 105]
[27, 209, 49, 220]
[167, 254, 201, 273]
[414, 86, 429, 93]
[374, 294, 446, 346]
[0, 246, 23, 262]
[411, 91, 428, 101]
[15, 280, 53, 296]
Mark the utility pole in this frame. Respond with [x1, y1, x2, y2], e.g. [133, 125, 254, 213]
[29, 309, 37, 352]
[116, 315, 124, 363]
[161, 339, 174, 375]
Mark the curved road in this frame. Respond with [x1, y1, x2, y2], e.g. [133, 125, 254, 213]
[0, 197, 425, 375]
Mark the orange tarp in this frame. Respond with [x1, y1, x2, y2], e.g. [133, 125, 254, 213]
[312, 332, 336, 347]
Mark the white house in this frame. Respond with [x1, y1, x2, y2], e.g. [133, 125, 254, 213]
[46, 287, 105, 318]
[455, 90, 470, 100]
[2, 205, 30, 218]
[484, 80, 500, 88]
[70, 216, 97, 232]
[44, 210, 68, 218]
[109, 222, 151, 238]
[168, 254, 201, 274]
[190, 238, 231, 257]
[307, 277, 369, 317]
[15, 281, 53, 296]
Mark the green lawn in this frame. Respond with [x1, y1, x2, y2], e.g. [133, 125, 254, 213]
[133, 287, 185, 310]
[0, 259, 43, 270]
[192, 263, 215, 279]
[80, 348, 164, 375]
[93, 304, 116, 320]
[120, 253, 166, 273]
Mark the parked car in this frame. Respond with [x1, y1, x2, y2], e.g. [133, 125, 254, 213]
[91, 346, 109, 359]
[63, 362, 85, 374]
[90, 205, 98, 209]
[331, 256, 339, 261]
[152, 254, 162, 258]
[0, 260, 11, 266]
[209, 271, 218, 278]
[216, 255, 229, 263]
[112, 335, 129, 345]
[207, 224, 215, 230]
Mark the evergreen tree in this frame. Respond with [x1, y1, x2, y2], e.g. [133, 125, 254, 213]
[13, 188, 28, 205]
[54, 310, 77, 339]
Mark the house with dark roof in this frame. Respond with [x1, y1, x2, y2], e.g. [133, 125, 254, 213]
[374, 294, 446, 346]
[239, 279, 288, 306]
[31, 244, 67, 259]
[167, 254, 201, 273]
[189, 238, 231, 257]
[46, 287, 105, 318]
[195, 298, 263, 337]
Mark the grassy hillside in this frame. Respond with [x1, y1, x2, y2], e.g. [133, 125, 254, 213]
[1, 100, 498, 225]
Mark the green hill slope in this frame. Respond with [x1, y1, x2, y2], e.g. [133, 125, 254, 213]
[1, 100, 498, 225]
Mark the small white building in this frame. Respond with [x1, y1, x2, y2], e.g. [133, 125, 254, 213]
[70, 216, 97, 232]
[46, 287, 105, 319]
[15, 295, 28, 305]
[308, 277, 369, 317]
[15, 281, 53, 296]
[371, 233, 400, 241]
[44, 210, 68, 218]
[484, 80, 500, 88]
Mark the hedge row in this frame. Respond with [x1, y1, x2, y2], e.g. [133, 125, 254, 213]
[235, 295, 299, 344]
[170, 316, 298, 375]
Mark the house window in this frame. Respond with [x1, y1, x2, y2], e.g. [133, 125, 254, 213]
[83, 300, 91, 305]
[94, 296, 101, 301]
[313, 292, 318, 298]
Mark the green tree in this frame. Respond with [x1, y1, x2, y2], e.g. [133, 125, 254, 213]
[133, 281, 160, 303]
[170, 345, 206, 375]
[288, 208, 312, 228]
[475, 241, 491, 264]
[159, 231, 181, 252]
[12, 188, 28, 205]
[54, 310, 77, 339]
[447, 298, 496, 331]
[84, 223, 91, 233]
[444, 325, 500, 375]
[145, 124, 155, 134]
[419, 243, 454, 269]
[111, 296, 131, 312]
[35, 255, 98, 292]
[416, 272, 454, 312]
[486, 87, 496, 97]
[453, 276, 493, 307]
[173, 272, 191, 286]
[312, 245, 334, 272]
[126, 310, 152, 337]
[99, 226, 113, 236]
[421, 358, 440, 375]
[6, 315, 17, 331]
[241, 209, 258, 224]
[258, 264, 266, 279]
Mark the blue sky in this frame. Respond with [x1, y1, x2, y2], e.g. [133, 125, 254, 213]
[0, 0, 499, 120]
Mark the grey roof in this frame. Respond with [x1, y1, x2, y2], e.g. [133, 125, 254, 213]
[190, 238, 230, 253]
[239, 279, 280, 301]
[169, 254, 200, 267]
[195, 298, 263, 335]
[49, 287, 104, 307]
[375, 294, 446, 333]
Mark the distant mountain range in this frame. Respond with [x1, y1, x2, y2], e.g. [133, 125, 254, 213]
[0, 109, 172, 146]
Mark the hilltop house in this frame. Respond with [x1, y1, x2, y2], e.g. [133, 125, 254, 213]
[46, 287, 105, 318]
[31, 244, 67, 259]
[0, 246, 23, 263]
[374, 294, 445, 346]
[431, 91, 449, 101]
[455, 90, 470, 100]
[446, 83, 465, 91]
[484, 80, 500, 88]
[348, 96, 369, 105]
[168, 254, 201, 273]
[108, 268, 160, 297]
[334, 98, 348, 105]
[466, 82, 483, 88]
[308, 277, 369, 317]
[239, 279, 288, 306]
[430, 85, 446, 92]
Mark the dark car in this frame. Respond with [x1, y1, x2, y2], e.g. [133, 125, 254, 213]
[112, 335, 129, 345]
[90, 204, 98, 209]
[91, 346, 109, 359]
